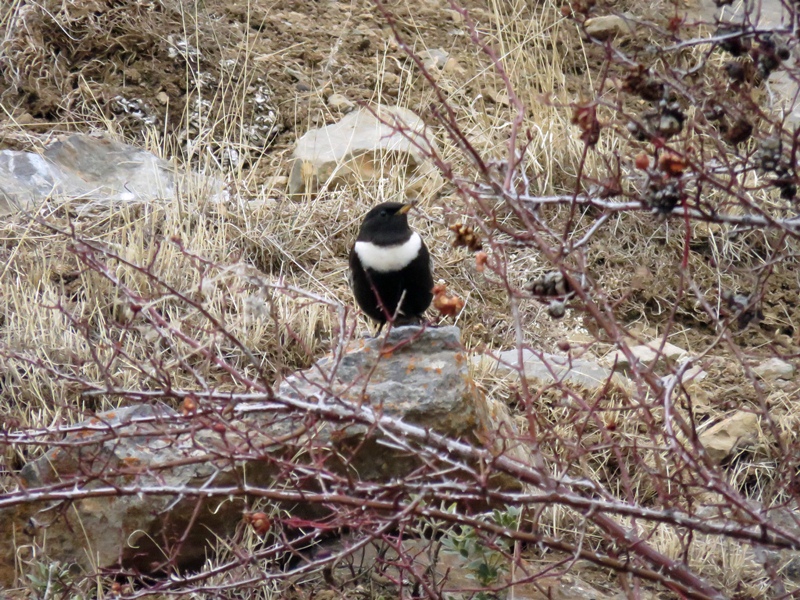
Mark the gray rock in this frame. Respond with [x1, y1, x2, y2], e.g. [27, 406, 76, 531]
[288, 105, 439, 195]
[327, 93, 355, 112]
[584, 14, 636, 40]
[419, 48, 450, 70]
[605, 341, 687, 374]
[1, 326, 524, 584]
[698, 411, 759, 463]
[479, 348, 631, 391]
[0, 134, 226, 216]
[753, 357, 795, 380]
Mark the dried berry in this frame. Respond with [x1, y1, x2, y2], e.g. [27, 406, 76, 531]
[658, 151, 688, 176]
[572, 102, 601, 146]
[623, 66, 665, 102]
[245, 512, 272, 535]
[449, 223, 483, 251]
[645, 177, 682, 213]
[752, 35, 787, 79]
[724, 61, 746, 83]
[634, 152, 650, 170]
[716, 26, 751, 57]
[725, 118, 753, 145]
[475, 251, 488, 272]
[779, 182, 797, 199]
[703, 103, 725, 121]
[526, 271, 572, 297]
[181, 396, 198, 415]
[756, 136, 783, 172]
[432, 283, 465, 317]
[547, 300, 566, 319]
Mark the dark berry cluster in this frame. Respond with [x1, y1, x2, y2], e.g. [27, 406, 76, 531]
[756, 136, 796, 199]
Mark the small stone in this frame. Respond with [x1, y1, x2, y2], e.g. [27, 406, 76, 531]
[327, 93, 355, 112]
[382, 72, 401, 86]
[698, 411, 759, 463]
[444, 8, 465, 24]
[477, 348, 632, 392]
[606, 341, 687, 373]
[156, 91, 169, 105]
[753, 358, 795, 381]
[584, 15, 636, 40]
[14, 112, 35, 125]
[419, 48, 450, 71]
[682, 365, 707, 383]
[262, 175, 288, 189]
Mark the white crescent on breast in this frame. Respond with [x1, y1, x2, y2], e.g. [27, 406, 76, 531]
[354, 232, 422, 273]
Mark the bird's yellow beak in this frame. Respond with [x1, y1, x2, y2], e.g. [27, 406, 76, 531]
[397, 203, 414, 215]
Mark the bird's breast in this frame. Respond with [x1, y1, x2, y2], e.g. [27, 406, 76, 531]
[354, 232, 422, 273]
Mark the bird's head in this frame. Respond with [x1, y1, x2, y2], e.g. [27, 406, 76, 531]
[357, 202, 415, 246]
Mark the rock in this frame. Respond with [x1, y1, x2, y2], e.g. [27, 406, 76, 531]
[0, 134, 227, 216]
[477, 348, 631, 392]
[753, 357, 795, 380]
[288, 105, 439, 196]
[0, 326, 525, 584]
[584, 14, 636, 40]
[682, 365, 708, 383]
[698, 411, 759, 463]
[382, 72, 401, 86]
[605, 341, 687, 374]
[418, 48, 465, 79]
[327, 93, 355, 112]
[444, 9, 465, 24]
[262, 175, 289, 190]
[419, 48, 450, 71]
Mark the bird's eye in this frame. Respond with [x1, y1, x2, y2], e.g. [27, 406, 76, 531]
[380, 210, 387, 217]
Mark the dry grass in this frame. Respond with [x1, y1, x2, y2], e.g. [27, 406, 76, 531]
[1, 0, 800, 597]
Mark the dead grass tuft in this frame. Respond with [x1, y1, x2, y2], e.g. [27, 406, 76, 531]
[2, 0, 800, 596]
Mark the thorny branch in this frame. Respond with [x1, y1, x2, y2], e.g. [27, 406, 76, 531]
[4, 0, 800, 598]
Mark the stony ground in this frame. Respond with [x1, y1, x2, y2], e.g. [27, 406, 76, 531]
[2, 0, 800, 597]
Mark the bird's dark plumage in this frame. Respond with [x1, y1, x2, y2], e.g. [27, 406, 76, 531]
[349, 202, 433, 326]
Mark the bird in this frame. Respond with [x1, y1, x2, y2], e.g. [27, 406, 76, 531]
[349, 201, 433, 328]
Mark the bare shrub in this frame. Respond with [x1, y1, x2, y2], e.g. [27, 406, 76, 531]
[3, 0, 800, 598]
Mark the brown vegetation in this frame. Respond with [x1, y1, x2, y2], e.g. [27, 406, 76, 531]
[2, 0, 800, 597]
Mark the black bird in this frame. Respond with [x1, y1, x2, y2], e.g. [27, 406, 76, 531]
[349, 202, 433, 327]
